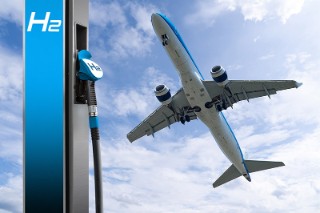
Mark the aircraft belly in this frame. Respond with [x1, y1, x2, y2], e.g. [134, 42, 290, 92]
[167, 42, 188, 67]
[173, 51, 245, 174]
[156, 23, 188, 68]
[178, 73, 245, 173]
[153, 13, 246, 175]
[181, 76, 246, 173]
[172, 50, 246, 175]
[202, 112, 246, 173]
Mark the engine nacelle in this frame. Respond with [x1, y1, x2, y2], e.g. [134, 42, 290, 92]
[154, 84, 172, 105]
[211, 65, 229, 87]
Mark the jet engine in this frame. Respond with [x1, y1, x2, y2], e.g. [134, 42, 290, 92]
[155, 84, 172, 105]
[211, 65, 229, 87]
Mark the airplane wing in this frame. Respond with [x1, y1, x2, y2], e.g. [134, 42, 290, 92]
[127, 88, 197, 142]
[203, 80, 301, 110]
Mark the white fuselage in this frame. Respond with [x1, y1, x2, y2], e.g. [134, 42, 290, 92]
[151, 13, 249, 177]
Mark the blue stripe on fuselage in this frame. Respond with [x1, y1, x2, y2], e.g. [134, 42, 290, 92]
[220, 112, 249, 174]
[157, 13, 205, 80]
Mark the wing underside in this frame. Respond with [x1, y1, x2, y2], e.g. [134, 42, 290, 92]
[203, 80, 301, 110]
[127, 88, 197, 142]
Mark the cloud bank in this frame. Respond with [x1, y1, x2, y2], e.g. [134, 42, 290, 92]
[187, 0, 305, 25]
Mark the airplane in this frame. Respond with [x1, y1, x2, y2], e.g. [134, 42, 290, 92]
[127, 13, 302, 188]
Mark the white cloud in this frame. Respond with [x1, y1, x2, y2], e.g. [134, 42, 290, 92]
[127, 2, 155, 37]
[0, 45, 22, 102]
[225, 64, 243, 72]
[0, 139, 22, 165]
[92, 122, 320, 212]
[108, 26, 153, 58]
[98, 66, 177, 118]
[275, 0, 305, 23]
[0, 0, 23, 25]
[0, 45, 22, 165]
[259, 53, 275, 60]
[93, 133, 222, 212]
[89, 1, 158, 59]
[0, 14, 23, 213]
[262, 52, 319, 126]
[240, 0, 269, 22]
[0, 174, 22, 213]
[187, 0, 305, 25]
[185, 0, 237, 25]
[253, 35, 260, 43]
[225, 53, 318, 125]
[90, 1, 127, 28]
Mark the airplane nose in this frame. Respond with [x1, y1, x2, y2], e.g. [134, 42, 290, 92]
[151, 13, 158, 24]
[151, 13, 159, 24]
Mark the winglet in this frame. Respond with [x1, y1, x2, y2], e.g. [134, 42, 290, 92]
[127, 133, 134, 143]
[295, 82, 303, 88]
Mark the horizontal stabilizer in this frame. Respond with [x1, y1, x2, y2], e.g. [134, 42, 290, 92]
[213, 164, 241, 188]
[244, 160, 285, 173]
[213, 160, 285, 188]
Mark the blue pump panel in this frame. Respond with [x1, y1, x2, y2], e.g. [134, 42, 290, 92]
[24, 1, 64, 212]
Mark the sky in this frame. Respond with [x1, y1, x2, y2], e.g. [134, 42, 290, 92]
[1, 0, 320, 212]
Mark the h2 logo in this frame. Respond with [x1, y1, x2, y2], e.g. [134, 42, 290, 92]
[86, 62, 102, 71]
[81, 59, 103, 80]
[27, 12, 61, 32]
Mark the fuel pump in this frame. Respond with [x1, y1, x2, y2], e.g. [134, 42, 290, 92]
[78, 50, 103, 213]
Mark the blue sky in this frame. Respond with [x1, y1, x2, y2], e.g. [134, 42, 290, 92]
[1, 0, 320, 212]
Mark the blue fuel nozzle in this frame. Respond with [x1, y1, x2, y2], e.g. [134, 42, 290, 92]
[78, 50, 103, 81]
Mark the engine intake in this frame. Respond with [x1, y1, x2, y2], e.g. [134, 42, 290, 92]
[211, 65, 229, 87]
[155, 84, 172, 105]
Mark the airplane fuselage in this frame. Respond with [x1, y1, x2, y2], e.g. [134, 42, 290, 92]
[151, 13, 250, 179]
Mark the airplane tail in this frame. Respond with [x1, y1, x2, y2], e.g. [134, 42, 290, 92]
[212, 160, 285, 188]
